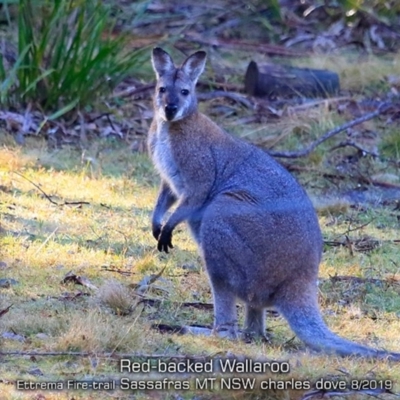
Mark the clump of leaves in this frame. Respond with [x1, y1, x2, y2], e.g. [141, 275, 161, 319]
[0, 0, 146, 117]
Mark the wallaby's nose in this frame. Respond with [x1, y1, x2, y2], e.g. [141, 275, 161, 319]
[165, 104, 178, 121]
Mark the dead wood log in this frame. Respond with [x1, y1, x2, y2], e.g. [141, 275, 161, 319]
[245, 61, 340, 98]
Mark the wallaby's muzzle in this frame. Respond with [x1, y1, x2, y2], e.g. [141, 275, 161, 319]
[165, 104, 178, 121]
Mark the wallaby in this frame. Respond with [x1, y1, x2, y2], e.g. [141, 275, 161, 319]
[147, 47, 400, 360]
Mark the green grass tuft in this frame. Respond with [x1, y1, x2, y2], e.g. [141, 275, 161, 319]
[1, 0, 147, 117]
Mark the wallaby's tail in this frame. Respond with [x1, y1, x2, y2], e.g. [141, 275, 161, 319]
[276, 289, 400, 361]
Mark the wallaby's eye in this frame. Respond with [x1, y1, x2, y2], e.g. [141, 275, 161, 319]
[181, 89, 189, 96]
[159, 87, 166, 93]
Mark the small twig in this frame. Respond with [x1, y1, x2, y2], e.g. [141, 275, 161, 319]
[101, 266, 134, 276]
[14, 171, 60, 206]
[0, 304, 13, 318]
[268, 102, 392, 158]
[355, 170, 400, 189]
[343, 219, 375, 236]
[370, 180, 400, 190]
[345, 234, 354, 256]
[330, 140, 378, 157]
[147, 265, 167, 285]
[87, 113, 112, 123]
[13, 171, 90, 207]
[197, 90, 254, 109]
[63, 200, 90, 206]
[106, 113, 116, 131]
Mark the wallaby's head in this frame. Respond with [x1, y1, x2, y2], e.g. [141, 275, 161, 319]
[151, 48, 207, 122]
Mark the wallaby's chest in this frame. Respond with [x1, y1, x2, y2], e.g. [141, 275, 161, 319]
[152, 124, 184, 196]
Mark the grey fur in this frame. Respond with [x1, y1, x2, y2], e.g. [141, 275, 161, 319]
[147, 47, 400, 360]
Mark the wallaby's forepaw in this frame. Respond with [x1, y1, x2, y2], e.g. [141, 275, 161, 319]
[157, 227, 174, 253]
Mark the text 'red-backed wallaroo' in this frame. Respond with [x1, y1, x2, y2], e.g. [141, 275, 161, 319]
[147, 47, 400, 360]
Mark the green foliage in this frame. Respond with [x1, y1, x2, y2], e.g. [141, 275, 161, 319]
[380, 128, 400, 159]
[0, 0, 146, 117]
[308, 0, 400, 24]
[337, 0, 400, 21]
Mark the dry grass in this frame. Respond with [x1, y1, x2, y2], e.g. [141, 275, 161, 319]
[294, 52, 400, 92]
[243, 101, 338, 152]
[96, 280, 136, 315]
[55, 309, 145, 353]
[1, 135, 400, 400]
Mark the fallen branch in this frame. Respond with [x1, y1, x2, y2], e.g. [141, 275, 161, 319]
[268, 102, 393, 158]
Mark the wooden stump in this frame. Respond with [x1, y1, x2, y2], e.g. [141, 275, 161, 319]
[245, 61, 340, 98]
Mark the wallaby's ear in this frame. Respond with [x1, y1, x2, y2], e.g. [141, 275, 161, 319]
[181, 51, 207, 84]
[152, 48, 175, 78]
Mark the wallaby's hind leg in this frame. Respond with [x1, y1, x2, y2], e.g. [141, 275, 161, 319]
[244, 305, 265, 338]
[179, 283, 237, 339]
[211, 282, 238, 339]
